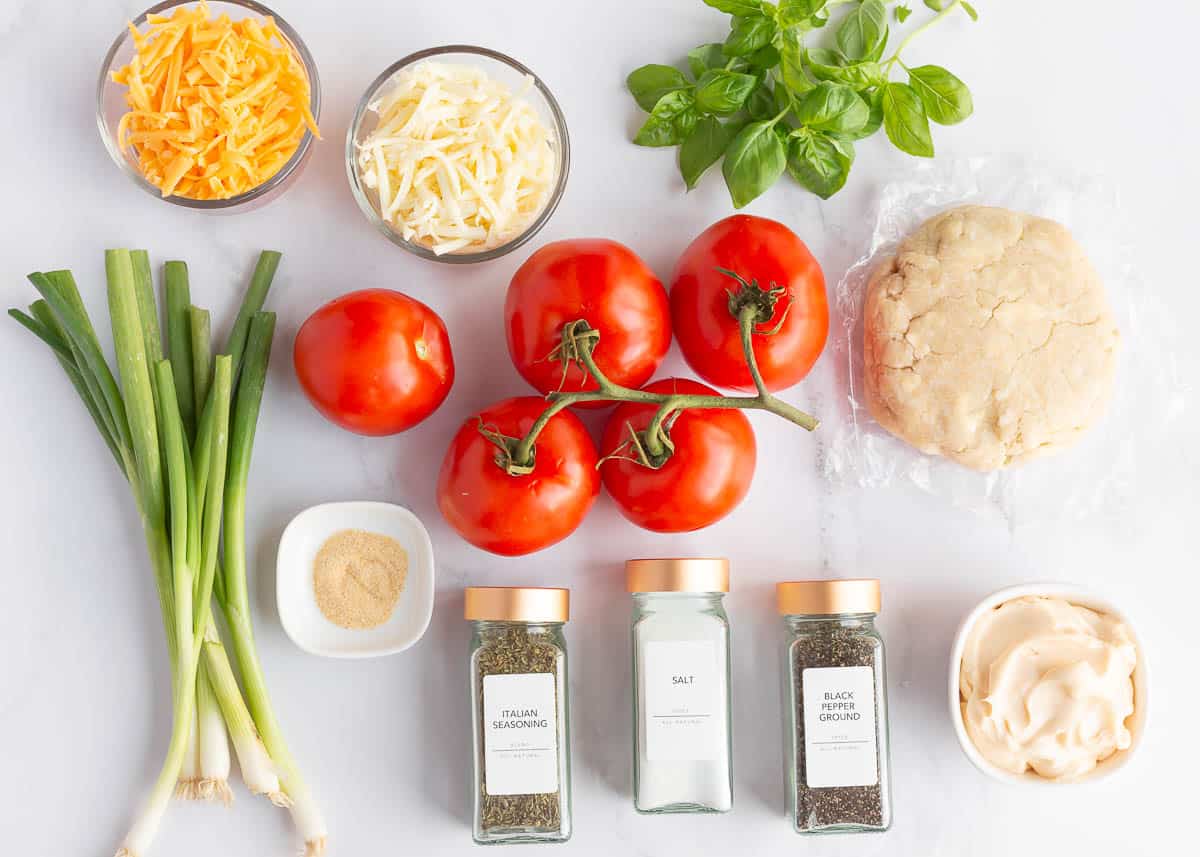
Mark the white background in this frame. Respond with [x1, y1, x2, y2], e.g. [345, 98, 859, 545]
[2, 1, 1198, 855]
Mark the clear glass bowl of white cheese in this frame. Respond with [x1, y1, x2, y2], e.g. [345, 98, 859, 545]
[346, 45, 570, 263]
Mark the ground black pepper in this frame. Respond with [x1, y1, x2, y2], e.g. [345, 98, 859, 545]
[791, 623, 887, 831]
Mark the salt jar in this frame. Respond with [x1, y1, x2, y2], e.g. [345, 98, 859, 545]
[778, 579, 893, 835]
[628, 558, 733, 813]
[467, 587, 572, 845]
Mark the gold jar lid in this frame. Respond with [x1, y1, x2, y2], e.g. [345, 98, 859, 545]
[464, 587, 570, 623]
[626, 558, 729, 593]
[776, 579, 880, 615]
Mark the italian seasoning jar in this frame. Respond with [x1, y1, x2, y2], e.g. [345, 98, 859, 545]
[778, 579, 892, 835]
[467, 587, 572, 845]
[628, 558, 733, 814]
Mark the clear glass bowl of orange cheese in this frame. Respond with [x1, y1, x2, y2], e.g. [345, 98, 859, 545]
[97, 0, 321, 211]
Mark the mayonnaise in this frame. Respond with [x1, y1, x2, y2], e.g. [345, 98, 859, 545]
[959, 595, 1137, 780]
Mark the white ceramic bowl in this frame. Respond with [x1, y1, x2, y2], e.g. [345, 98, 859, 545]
[277, 501, 434, 658]
[948, 582, 1149, 785]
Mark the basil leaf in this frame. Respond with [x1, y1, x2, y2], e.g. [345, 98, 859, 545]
[837, 0, 887, 61]
[796, 82, 869, 133]
[627, 65, 690, 112]
[633, 90, 701, 147]
[724, 14, 777, 57]
[705, 0, 763, 14]
[747, 81, 777, 120]
[773, 81, 794, 113]
[881, 82, 933, 157]
[779, 28, 816, 94]
[840, 87, 883, 140]
[805, 48, 885, 88]
[722, 120, 787, 208]
[747, 44, 782, 69]
[687, 43, 727, 80]
[907, 64, 972, 125]
[786, 129, 853, 199]
[777, 0, 827, 27]
[680, 116, 741, 190]
[896, 3, 911, 22]
[696, 69, 759, 114]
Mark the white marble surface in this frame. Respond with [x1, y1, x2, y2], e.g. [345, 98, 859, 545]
[2, 1, 1198, 855]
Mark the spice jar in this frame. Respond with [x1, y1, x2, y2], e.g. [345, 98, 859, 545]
[467, 587, 572, 845]
[778, 579, 892, 834]
[629, 558, 732, 814]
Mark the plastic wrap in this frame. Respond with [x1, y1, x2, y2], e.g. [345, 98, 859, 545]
[823, 157, 1186, 521]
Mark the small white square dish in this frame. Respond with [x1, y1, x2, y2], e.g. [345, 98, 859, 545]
[277, 501, 435, 658]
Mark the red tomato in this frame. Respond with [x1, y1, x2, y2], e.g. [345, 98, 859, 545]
[599, 378, 756, 533]
[505, 239, 670, 406]
[670, 214, 828, 392]
[438, 397, 601, 556]
[293, 289, 454, 436]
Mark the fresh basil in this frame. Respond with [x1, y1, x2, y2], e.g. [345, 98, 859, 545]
[786, 128, 853, 199]
[777, 0, 827, 27]
[747, 44, 782, 70]
[705, 0, 762, 14]
[836, 0, 887, 61]
[724, 14, 777, 57]
[840, 88, 883, 140]
[680, 116, 741, 189]
[881, 82, 933, 156]
[779, 28, 816, 94]
[625, 0, 981, 204]
[907, 64, 972, 125]
[687, 43, 727, 79]
[627, 65, 691, 112]
[747, 81, 777, 120]
[634, 90, 701, 147]
[796, 82, 869, 133]
[773, 81, 794, 113]
[805, 48, 885, 88]
[695, 69, 759, 114]
[722, 120, 787, 207]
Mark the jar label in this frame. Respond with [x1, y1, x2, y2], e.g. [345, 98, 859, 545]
[801, 666, 878, 787]
[644, 640, 721, 761]
[482, 673, 559, 795]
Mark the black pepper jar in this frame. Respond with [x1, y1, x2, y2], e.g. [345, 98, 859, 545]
[777, 579, 892, 835]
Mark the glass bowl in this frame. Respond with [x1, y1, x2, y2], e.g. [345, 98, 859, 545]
[96, 0, 321, 212]
[346, 45, 570, 264]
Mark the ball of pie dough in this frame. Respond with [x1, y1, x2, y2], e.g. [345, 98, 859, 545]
[863, 205, 1120, 471]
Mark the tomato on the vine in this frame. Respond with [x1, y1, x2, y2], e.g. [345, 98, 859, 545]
[437, 397, 601, 556]
[670, 214, 828, 393]
[294, 288, 454, 436]
[599, 378, 756, 533]
[505, 239, 670, 406]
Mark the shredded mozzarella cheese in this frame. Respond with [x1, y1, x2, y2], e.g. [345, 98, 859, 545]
[357, 62, 558, 255]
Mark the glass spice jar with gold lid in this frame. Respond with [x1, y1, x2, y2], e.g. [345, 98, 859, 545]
[778, 579, 893, 835]
[466, 586, 572, 845]
[628, 558, 733, 814]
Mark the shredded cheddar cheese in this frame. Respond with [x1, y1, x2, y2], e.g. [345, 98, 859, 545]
[112, 0, 320, 200]
[356, 62, 558, 255]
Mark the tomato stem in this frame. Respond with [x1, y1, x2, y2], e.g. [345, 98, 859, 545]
[488, 284, 819, 473]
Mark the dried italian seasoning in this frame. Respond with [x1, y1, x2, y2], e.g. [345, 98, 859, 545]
[467, 587, 572, 845]
[778, 580, 892, 835]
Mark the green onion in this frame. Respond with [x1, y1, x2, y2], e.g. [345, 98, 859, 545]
[11, 249, 323, 857]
